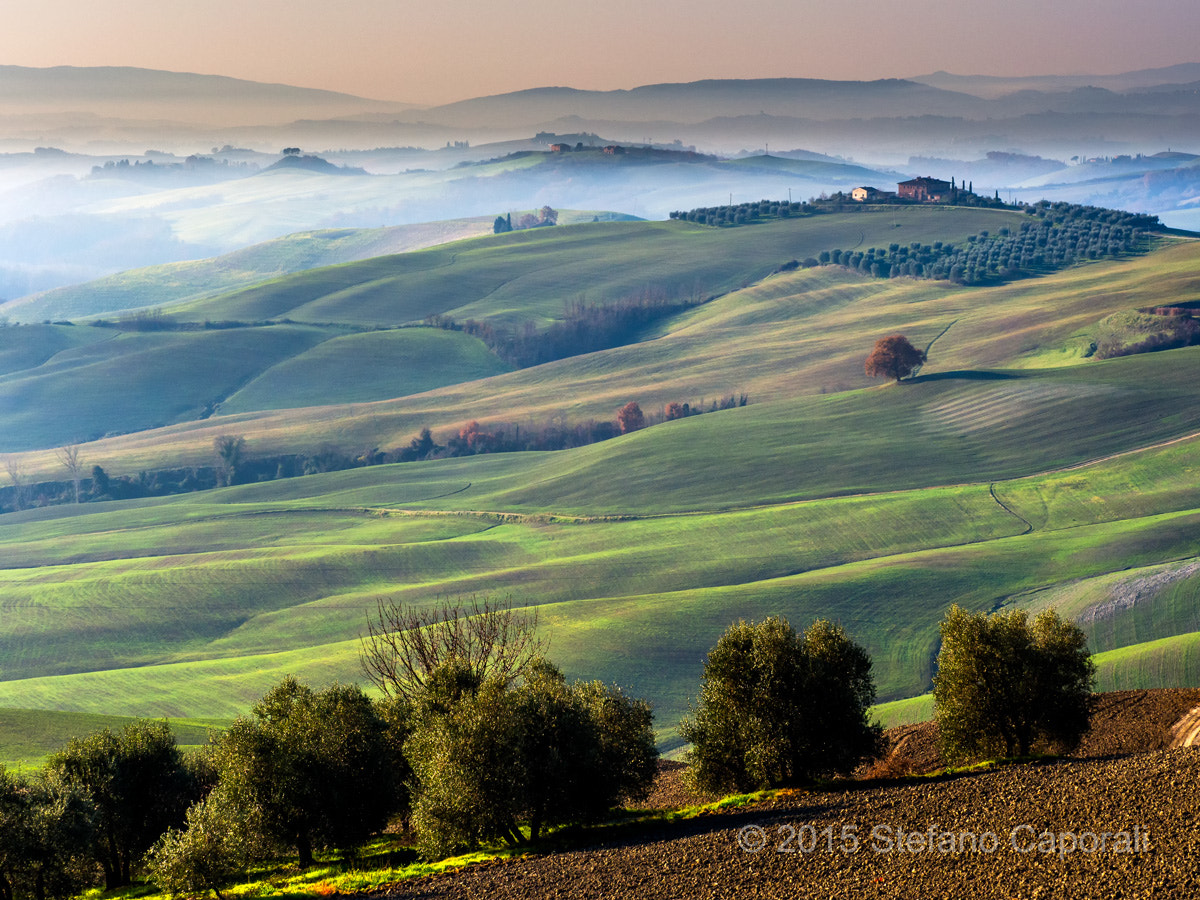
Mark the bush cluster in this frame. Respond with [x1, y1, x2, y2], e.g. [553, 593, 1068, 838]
[811, 202, 1158, 285]
[1, 596, 1097, 898]
[1, 659, 657, 898]
[669, 199, 816, 226]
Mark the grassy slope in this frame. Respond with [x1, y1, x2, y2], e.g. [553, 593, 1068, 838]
[2, 218, 1200, 762]
[2, 219, 496, 322]
[218, 329, 511, 413]
[1, 209, 1028, 454]
[174, 209, 1026, 328]
[0, 708, 225, 771]
[10, 233, 1197, 481]
[4, 211, 635, 324]
[0, 324, 509, 451]
[4, 352, 1200, 751]
[0, 325, 335, 450]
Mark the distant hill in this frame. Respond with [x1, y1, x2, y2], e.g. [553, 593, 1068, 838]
[0, 65, 412, 126]
[913, 64, 1200, 98]
[396, 78, 987, 129]
[262, 154, 367, 175]
[0, 217, 503, 321]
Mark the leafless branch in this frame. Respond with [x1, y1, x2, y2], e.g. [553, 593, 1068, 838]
[3, 456, 26, 510]
[56, 444, 83, 504]
[359, 594, 546, 703]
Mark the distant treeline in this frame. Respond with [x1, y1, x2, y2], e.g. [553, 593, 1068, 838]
[785, 201, 1160, 286]
[85, 310, 293, 332]
[669, 188, 1013, 229]
[0, 395, 747, 515]
[427, 290, 700, 369]
[669, 200, 818, 226]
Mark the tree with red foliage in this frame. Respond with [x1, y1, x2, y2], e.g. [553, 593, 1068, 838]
[864, 334, 926, 383]
[616, 402, 645, 434]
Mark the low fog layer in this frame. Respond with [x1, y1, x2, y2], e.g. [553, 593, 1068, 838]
[0, 67, 1197, 305]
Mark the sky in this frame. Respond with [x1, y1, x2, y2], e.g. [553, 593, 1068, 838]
[1, 0, 1197, 106]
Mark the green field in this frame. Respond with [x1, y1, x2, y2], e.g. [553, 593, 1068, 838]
[1, 210, 1199, 764]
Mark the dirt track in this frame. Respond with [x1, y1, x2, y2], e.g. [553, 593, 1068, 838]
[1170, 706, 1200, 747]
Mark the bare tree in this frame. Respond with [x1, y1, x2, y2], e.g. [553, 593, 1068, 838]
[3, 456, 26, 510]
[213, 435, 245, 487]
[56, 444, 83, 504]
[360, 594, 546, 703]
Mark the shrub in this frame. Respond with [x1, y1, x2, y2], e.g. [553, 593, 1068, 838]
[932, 605, 1094, 761]
[680, 617, 882, 794]
[146, 787, 256, 900]
[215, 679, 400, 867]
[405, 660, 657, 859]
[46, 720, 195, 888]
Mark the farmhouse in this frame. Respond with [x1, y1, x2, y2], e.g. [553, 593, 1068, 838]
[852, 186, 894, 202]
[898, 176, 952, 202]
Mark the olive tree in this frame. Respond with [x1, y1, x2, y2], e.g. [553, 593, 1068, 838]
[45, 721, 194, 888]
[405, 660, 657, 859]
[0, 767, 96, 900]
[680, 617, 882, 794]
[932, 605, 1095, 761]
[146, 786, 259, 900]
[214, 678, 400, 868]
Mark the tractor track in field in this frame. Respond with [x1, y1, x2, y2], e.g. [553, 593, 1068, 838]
[987, 483, 1034, 535]
[1169, 705, 1200, 747]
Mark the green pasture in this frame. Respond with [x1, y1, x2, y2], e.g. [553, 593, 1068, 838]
[0, 484, 1020, 682]
[218, 328, 511, 413]
[0, 324, 336, 451]
[0, 324, 111, 376]
[2, 217, 1200, 764]
[3, 461, 1200, 753]
[2, 227, 1192, 476]
[872, 694, 935, 729]
[0, 324, 504, 452]
[8, 218, 498, 322]
[9, 236, 1193, 482]
[0, 708, 226, 771]
[1091, 631, 1200, 692]
[174, 208, 1026, 328]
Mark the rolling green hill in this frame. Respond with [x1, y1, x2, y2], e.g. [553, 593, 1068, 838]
[0, 208, 1030, 452]
[1, 209, 1199, 764]
[2, 211, 639, 324]
[1, 218, 498, 322]
[175, 208, 1025, 328]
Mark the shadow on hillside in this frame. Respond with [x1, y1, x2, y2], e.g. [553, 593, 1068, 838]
[912, 370, 1021, 383]
[541, 797, 843, 857]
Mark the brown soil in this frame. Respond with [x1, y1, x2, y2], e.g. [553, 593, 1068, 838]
[372, 690, 1200, 899]
[865, 688, 1200, 778]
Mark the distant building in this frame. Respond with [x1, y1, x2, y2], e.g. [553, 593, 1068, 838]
[603, 145, 625, 155]
[898, 177, 952, 202]
[852, 186, 894, 202]
[549, 143, 570, 153]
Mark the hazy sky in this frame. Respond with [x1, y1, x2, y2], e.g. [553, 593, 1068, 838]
[2, 0, 1196, 105]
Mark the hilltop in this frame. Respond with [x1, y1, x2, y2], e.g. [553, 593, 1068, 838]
[0, 64, 410, 126]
